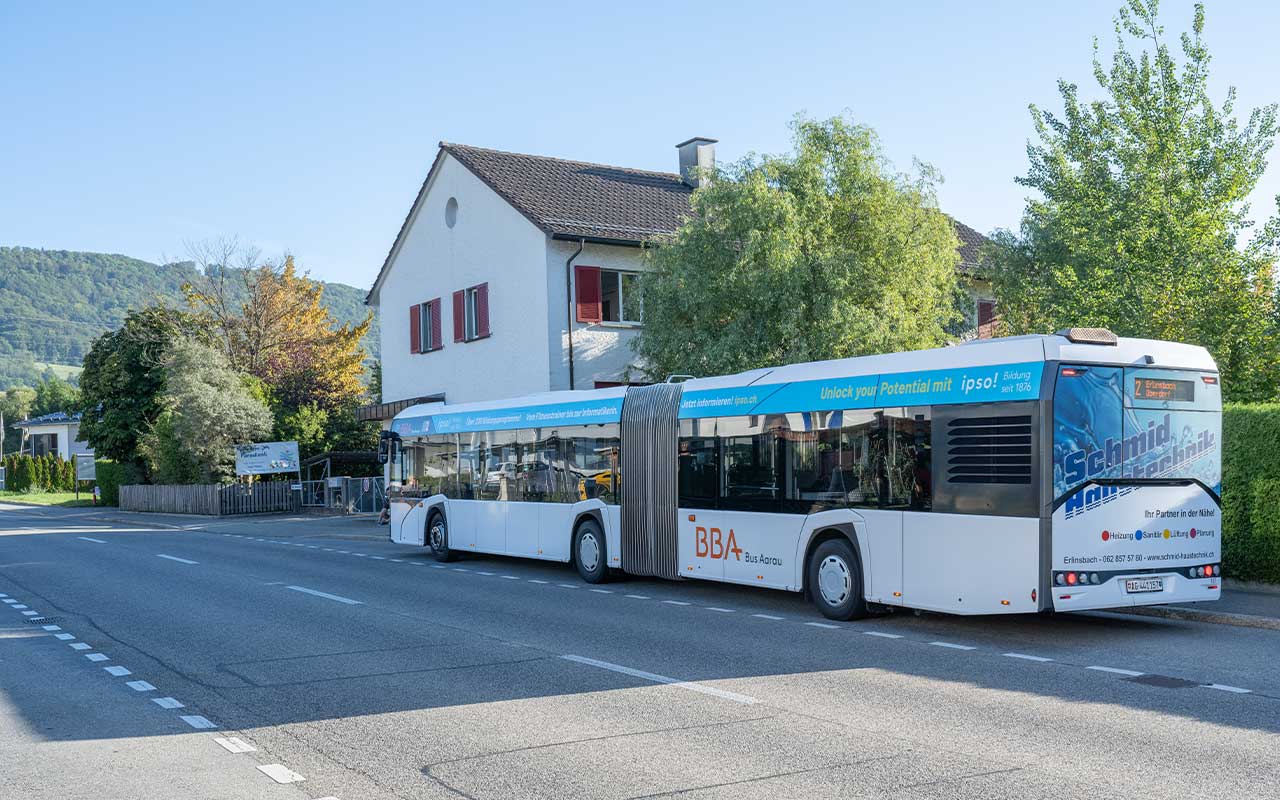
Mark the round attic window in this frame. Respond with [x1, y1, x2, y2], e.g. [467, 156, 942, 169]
[445, 196, 459, 228]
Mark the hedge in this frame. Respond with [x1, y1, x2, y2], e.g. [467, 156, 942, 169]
[2, 453, 78, 493]
[1222, 403, 1280, 583]
[94, 459, 143, 506]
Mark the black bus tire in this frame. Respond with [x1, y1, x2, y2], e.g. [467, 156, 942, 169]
[808, 538, 868, 620]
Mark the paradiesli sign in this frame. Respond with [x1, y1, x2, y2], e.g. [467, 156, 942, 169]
[234, 441, 301, 476]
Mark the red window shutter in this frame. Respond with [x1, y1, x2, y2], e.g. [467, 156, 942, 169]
[429, 298, 442, 350]
[409, 304, 421, 353]
[453, 290, 465, 342]
[575, 266, 601, 323]
[474, 283, 490, 338]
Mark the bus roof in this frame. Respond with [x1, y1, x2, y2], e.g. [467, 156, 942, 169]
[390, 333, 1217, 434]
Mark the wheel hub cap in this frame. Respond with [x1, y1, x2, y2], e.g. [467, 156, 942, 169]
[579, 533, 600, 572]
[818, 555, 850, 606]
[430, 523, 445, 550]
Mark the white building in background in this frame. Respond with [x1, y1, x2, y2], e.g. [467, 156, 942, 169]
[9, 411, 93, 461]
[361, 138, 995, 423]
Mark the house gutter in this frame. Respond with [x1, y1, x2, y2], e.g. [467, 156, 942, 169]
[564, 238, 585, 390]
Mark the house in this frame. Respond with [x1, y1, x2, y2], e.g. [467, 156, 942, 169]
[9, 411, 93, 461]
[362, 138, 996, 421]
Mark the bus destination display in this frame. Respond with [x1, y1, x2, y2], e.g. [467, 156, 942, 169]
[1133, 376, 1195, 402]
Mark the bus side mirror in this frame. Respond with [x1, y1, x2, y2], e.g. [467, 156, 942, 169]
[378, 431, 401, 465]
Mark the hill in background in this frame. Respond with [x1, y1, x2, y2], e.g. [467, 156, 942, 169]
[0, 247, 378, 389]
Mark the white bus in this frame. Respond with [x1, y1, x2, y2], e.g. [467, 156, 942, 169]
[385, 329, 1223, 619]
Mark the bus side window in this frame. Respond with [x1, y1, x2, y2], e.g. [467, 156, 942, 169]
[678, 418, 717, 508]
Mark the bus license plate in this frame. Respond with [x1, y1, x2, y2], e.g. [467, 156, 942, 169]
[1125, 577, 1164, 594]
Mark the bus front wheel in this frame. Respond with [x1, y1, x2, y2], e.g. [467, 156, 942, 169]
[807, 538, 867, 621]
[427, 511, 457, 562]
[573, 519, 608, 584]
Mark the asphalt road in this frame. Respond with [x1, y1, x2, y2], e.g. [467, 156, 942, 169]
[1, 502, 1277, 800]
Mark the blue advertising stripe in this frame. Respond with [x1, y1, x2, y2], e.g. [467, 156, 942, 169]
[392, 397, 624, 435]
[677, 383, 789, 419]
[744, 361, 1044, 416]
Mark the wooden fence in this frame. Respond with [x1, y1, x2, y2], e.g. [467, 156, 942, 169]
[119, 481, 297, 516]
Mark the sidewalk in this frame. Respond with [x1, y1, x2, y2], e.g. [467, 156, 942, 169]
[1115, 582, 1280, 631]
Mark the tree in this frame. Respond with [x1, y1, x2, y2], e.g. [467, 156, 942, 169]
[988, 0, 1280, 401]
[183, 244, 372, 412]
[138, 338, 274, 483]
[0, 386, 35, 456]
[77, 306, 197, 467]
[634, 115, 962, 379]
[31, 376, 80, 417]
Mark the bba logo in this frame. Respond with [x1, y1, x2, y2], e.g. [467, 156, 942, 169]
[695, 526, 742, 560]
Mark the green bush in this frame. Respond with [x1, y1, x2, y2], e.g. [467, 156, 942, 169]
[1222, 403, 1280, 583]
[94, 459, 142, 506]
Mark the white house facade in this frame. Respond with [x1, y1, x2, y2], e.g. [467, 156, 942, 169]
[363, 138, 996, 421]
[10, 412, 93, 461]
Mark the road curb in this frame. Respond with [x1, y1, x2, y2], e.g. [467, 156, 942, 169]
[1112, 604, 1280, 631]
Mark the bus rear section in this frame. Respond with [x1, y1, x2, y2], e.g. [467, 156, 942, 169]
[1049, 363, 1222, 611]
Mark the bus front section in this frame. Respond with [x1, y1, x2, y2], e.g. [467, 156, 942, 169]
[1049, 361, 1222, 611]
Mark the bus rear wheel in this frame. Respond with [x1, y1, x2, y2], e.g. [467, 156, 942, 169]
[427, 511, 457, 562]
[808, 538, 867, 621]
[573, 519, 608, 584]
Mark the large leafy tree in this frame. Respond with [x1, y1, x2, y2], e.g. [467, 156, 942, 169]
[989, 0, 1280, 401]
[138, 338, 274, 483]
[634, 115, 961, 379]
[77, 306, 196, 466]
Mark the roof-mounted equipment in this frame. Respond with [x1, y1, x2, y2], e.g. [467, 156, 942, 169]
[1056, 328, 1118, 346]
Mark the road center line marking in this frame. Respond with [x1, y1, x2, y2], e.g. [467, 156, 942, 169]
[156, 554, 198, 565]
[1004, 652, 1054, 662]
[752, 613, 784, 620]
[805, 622, 840, 629]
[153, 697, 184, 709]
[501, 575, 520, 580]
[661, 600, 690, 606]
[929, 641, 977, 650]
[70, 642, 91, 650]
[77, 537, 107, 543]
[22, 610, 38, 616]
[11, 604, 27, 609]
[126, 680, 156, 692]
[1203, 683, 1251, 694]
[42, 625, 61, 631]
[1086, 665, 1144, 677]
[104, 665, 132, 676]
[2, 599, 16, 604]
[863, 631, 902, 639]
[85, 653, 109, 662]
[476, 571, 495, 576]
[285, 585, 362, 605]
[590, 589, 613, 594]
[257, 764, 304, 783]
[369, 556, 386, 560]
[557, 583, 579, 589]
[561, 654, 757, 705]
[181, 715, 217, 729]
[705, 607, 735, 613]
[54, 633, 75, 640]
[625, 594, 650, 599]
[529, 579, 549, 584]
[214, 736, 257, 753]
[390, 559, 405, 563]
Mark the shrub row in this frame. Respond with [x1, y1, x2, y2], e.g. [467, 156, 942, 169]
[1, 453, 78, 493]
[94, 459, 144, 506]
[1222, 403, 1280, 584]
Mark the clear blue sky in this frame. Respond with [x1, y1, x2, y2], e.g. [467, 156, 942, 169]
[3, 1, 1278, 289]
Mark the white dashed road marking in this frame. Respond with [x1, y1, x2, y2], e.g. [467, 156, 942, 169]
[156, 554, 199, 565]
[77, 537, 107, 543]
[529, 580, 549, 584]
[104, 665, 132, 676]
[54, 633, 75, 641]
[590, 588, 613, 594]
[1087, 665, 1144, 677]
[1204, 683, 1251, 694]
[257, 764, 305, 784]
[863, 631, 902, 639]
[662, 600, 691, 606]
[285, 585, 362, 605]
[85, 653, 109, 662]
[70, 642, 91, 650]
[752, 613, 784, 620]
[805, 622, 840, 629]
[562, 654, 757, 705]
[625, 594, 650, 600]
[152, 697, 184, 709]
[127, 680, 156, 692]
[22, 610, 38, 616]
[214, 736, 257, 753]
[476, 571, 495, 576]
[929, 641, 977, 651]
[42, 625, 61, 631]
[1004, 652, 1054, 662]
[181, 715, 217, 729]
[705, 607, 735, 613]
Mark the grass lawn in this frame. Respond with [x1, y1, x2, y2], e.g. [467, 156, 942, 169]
[0, 491, 96, 507]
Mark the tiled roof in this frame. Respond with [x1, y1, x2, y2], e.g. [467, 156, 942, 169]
[441, 143, 694, 243]
[951, 217, 989, 273]
[368, 142, 992, 302]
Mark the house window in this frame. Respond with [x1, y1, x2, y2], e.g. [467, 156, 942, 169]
[453, 283, 490, 342]
[410, 299, 443, 353]
[577, 266, 641, 324]
[977, 300, 996, 339]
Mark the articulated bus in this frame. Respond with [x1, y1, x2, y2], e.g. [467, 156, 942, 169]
[385, 329, 1222, 620]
